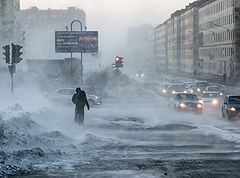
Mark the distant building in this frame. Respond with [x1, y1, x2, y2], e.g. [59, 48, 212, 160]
[155, 23, 167, 72]
[20, 7, 86, 59]
[0, 0, 20, 66]
[154, 0, 209, 76]
[127, 24, 155, 72]
[167, 11, 182, 74]
[199, 0, 240, 79]
[180, 5, 199, 74]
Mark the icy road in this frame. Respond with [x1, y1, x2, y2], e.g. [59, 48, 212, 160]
[1, 84, 240, 177]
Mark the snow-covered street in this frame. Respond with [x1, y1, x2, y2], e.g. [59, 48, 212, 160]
[2, 83, 240, 177]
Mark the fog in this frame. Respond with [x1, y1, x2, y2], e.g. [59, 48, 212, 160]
[2, 0, 240, 177]
[20, 0, 194, 68]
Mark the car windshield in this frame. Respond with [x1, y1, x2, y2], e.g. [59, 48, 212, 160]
[201, 93, 218, 98]
[207, 87, 220, 91]
[160, 83, 170, 88]
[176, 94, 198, 101]
[196, 82, 209, 87]
[229, 96, 240, 104]
[171, 84, 185, 90]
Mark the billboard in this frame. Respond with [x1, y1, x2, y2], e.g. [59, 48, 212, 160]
[55, 31, 98, 53]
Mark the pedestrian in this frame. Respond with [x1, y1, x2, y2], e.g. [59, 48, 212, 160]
[223, 73, 227, 84]
[193, 69, 196, 78]
[72, 87, 90, 126]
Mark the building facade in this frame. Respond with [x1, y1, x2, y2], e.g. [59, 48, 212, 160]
[180, 6, 199, 74]
[20, 7, 86, 59]
[154, 1, 204, 75]
[155, 23, 167, 72]
[199, 0, 240, 79]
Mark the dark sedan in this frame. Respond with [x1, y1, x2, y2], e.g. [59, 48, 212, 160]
[169, 93, 203, 114]
[222, 95, 240, 120]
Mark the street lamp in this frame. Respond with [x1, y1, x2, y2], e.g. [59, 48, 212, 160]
[201, 27, 215, 35]
[201, 27, 215, 43]
[214, 23, 230, 32]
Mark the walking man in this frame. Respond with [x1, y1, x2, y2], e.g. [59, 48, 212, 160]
[72, 87, 90, 126]
[223, 73, 227, 84]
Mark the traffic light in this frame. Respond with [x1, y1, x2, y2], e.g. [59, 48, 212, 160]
[2, 45, 10, 64]
[12, 43, 23, 64]
[115, 56, 124, 68]
[112, 63, 116, 68]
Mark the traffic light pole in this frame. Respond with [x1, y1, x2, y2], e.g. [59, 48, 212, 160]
[2, 43, 23, 98]
[10, 68, 13, 97]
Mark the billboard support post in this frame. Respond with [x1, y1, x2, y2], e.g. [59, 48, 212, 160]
[70, 20, 83, 85]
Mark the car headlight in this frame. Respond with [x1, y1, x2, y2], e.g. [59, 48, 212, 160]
[162, 89, 167, 93]
[136, 74, 139, 77]
[180, 103, 186, 108]
[197, 88, 201, 92]
[199, 100, 204, 104]
[190, 89, 193, 93]
[172, 90, 176, 94]
[197, 103, 203, 108]
[212, 99, 218, 105]
[95, 96, 99, 99]
[184, 91, 187, 93]
[141, 73, 144, 77]
[220, 93, 223, 96]
[230, 107, 236, 112]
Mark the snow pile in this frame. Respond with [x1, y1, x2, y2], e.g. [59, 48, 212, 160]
[80, 133, 122, 149]
[0, 103, 78, 177]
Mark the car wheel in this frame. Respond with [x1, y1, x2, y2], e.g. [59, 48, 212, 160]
[88, 99, 95, 108]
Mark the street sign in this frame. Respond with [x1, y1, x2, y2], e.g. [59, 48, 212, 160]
[55, 31, 98, 53]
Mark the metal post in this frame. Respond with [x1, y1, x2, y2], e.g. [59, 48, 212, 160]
[81, 52, 83, 86]
[70, 20, 84, 86]
[11, 70, 13, 97]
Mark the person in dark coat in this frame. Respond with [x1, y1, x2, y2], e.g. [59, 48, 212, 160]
[72, 87, 90, 126]
[223, 73, 227, 84]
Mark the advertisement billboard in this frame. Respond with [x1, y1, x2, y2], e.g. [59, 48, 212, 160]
[55, 31, 98, 53]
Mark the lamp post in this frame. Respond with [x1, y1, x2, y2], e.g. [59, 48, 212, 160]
[201, 27, 215, 43]
[214, 23, 230, 32]
[201, 27, 215, 35]
[70, 20, 87, 86]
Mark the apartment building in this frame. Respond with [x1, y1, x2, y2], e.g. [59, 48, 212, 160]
[199, 0, 240, 79]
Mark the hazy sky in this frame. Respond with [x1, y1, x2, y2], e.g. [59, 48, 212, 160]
[20, 0, 194, 50]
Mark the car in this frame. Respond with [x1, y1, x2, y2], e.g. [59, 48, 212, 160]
[136, 70, 144, 78]
[159, 83, 171, 96]
[169, 93, 203, 113]
[168, 83, 186, 95]
[195, 81, 210, 93]
[186, 84, 195, 93]
[51, 88, 102, 107]
[205, 85, 224, 96]
[222, 95, 240, 120]
[199, 92, 221, 108]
